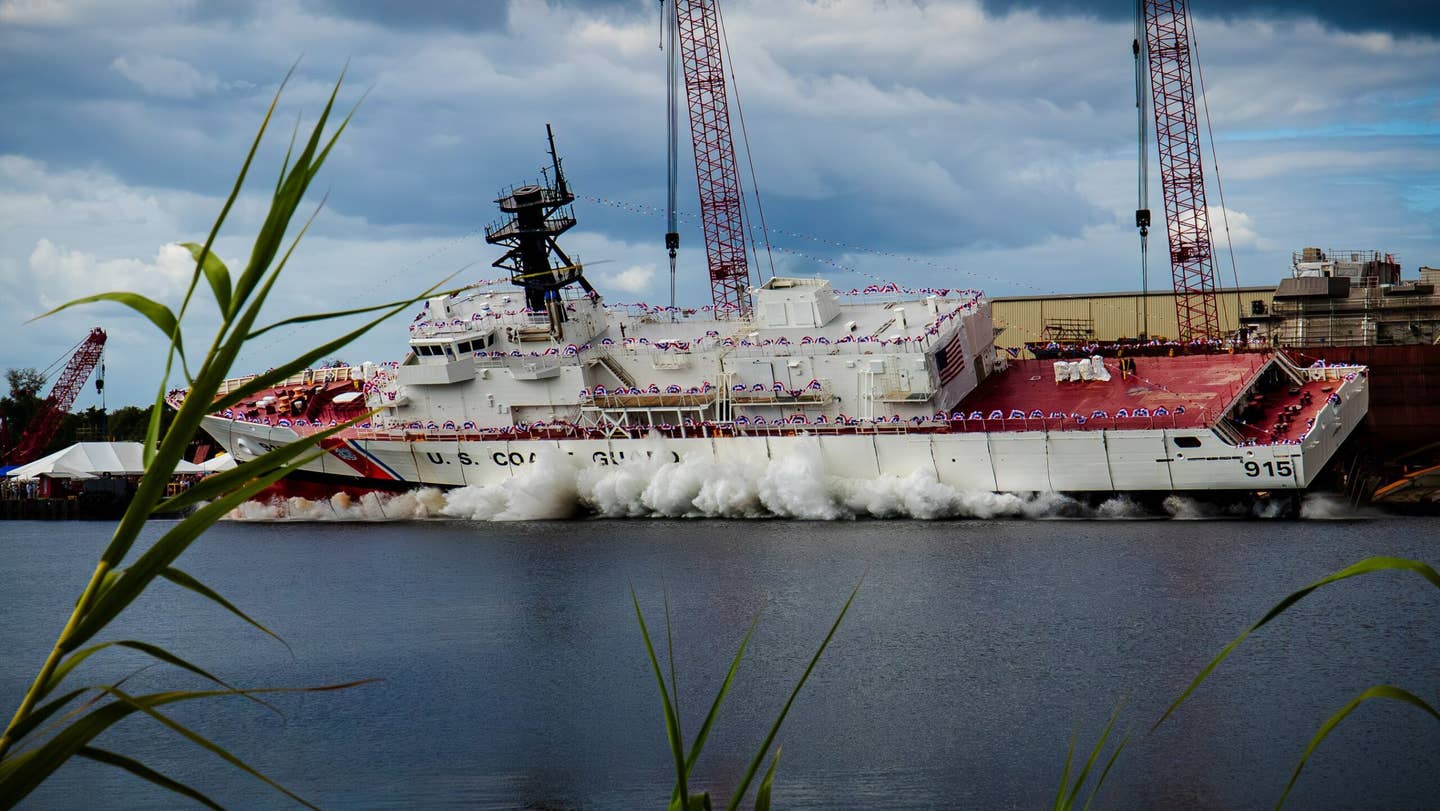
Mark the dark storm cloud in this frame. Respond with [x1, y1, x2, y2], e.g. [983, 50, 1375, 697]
[980, 0, 1440, 36]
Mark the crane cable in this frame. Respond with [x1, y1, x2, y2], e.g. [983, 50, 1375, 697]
[1186, 0, 1244, 332]
[1133, 0, 1151, 338]
[661, 0, 680, 315]
[37, 333, 90, 383]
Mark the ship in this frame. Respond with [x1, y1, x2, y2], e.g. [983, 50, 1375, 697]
[176, 131, 1370, 511]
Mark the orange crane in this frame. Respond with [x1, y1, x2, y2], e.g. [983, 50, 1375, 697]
[2, 327, 106, 464]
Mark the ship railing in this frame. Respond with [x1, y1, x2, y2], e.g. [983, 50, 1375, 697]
[212, 365, 362, 397]
[411, 311, 559, 338]
[333, 406, 1333, 446]
[483, 213, 577, 241]
[1295, 363, 1367, 384]
[582, 392, 718, 408]
[600, 343, 716, 356]
[725, 341, 930, 359]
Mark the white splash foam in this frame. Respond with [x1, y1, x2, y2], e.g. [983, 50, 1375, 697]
[226, 488, 448, 521]
[1299, 492, 1361, 520]
[441, 451, 579, 520]
[1162, 494, 1215, 520]
[223, 436, 1360, 523]
[1095, 495, 1147, 519]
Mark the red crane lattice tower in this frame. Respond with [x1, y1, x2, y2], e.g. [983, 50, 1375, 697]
[675, 0, 752, 319]
[4, 327, 106, 464]
[1144, 0, 1220, 341]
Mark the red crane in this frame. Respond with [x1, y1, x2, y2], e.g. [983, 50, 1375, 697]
[1143, 0, 1221, 341]
[673, 0, 753, 319]
[2, 327, 106, 464]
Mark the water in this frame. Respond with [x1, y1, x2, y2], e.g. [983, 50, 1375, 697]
[2, 515, 1438, 809]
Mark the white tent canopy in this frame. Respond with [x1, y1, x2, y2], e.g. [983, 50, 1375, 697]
[5, 442, 203, 481]
[198, 453, 236, 473]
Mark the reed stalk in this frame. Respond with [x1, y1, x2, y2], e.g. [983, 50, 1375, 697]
[0, 68, 456, 808]
[633, 579, 860, 810]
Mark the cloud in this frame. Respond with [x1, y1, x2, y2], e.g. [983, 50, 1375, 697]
[24, 237, 197, 308]
[110, 54, 219, 98]
[602, 263, 657, 294]
[1, 0, 1438, 405]
[1208, 207, 1263, 252]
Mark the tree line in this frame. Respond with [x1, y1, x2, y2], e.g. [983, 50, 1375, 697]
[1, 367, 178, 460]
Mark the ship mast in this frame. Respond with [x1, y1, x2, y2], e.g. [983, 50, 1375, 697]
[484, 125, 596, 335]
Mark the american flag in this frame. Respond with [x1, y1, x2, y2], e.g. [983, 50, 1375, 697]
[934, 328, 967, 385]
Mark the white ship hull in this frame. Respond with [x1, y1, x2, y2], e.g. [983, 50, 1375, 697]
[202, 367, 1366, 495]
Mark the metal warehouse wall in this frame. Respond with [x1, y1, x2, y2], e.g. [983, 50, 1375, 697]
[990, 287, 1276, 347]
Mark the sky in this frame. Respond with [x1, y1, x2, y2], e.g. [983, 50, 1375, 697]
[2, 0, 1437, 407]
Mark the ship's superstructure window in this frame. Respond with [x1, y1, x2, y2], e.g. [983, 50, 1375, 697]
[453, 333, 496, 354]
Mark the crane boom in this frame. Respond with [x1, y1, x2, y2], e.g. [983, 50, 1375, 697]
[1143, 0, 1220, 341]
[3, 327, 106, 464]
[674, 0, 752, 319]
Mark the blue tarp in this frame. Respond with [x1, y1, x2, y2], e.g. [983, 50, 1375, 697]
[0, 465, 19, 477]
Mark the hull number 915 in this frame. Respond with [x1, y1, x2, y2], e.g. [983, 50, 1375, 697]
[1244, 460, 1294, 478]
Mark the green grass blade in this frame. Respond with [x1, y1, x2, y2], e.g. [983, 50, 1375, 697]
[1053, 727, 1077, 811]
[1156, 557, 1440, 731]
[247, 291, 470, 340]
[276, 110, 302, 197]
[78, 746, 223, 811]
[213, 279, 457, 413]
[103, 687, 319, 809]
[30, 293, 183, 367]
[152, 412, 372, 515]
[181, 243, 232, 317]
[665, 589, 683, 748]
[38, 642, 117, 700]
[1276, 685, 1440, 809]
[633, 588, 690, 811]
[158, 567, 290, 653]
[1, 688, 88, 746]
[754, 748, 780, 811]
[1082, 733, 1129, 811]
[685, 614, 759, 774]
[230, 74, 343, 310]
[1, 681, 369, 806]
[189, 60, 294, 326]
[65, 452, 322, 652]
[1063, 702, 1123, 811]
[15, 667, 157, 752]
[725, 577, 861, 811]
[43, 642, 222, 697]
[301, 63, 356, 185]
[62, 640, 280, 717]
